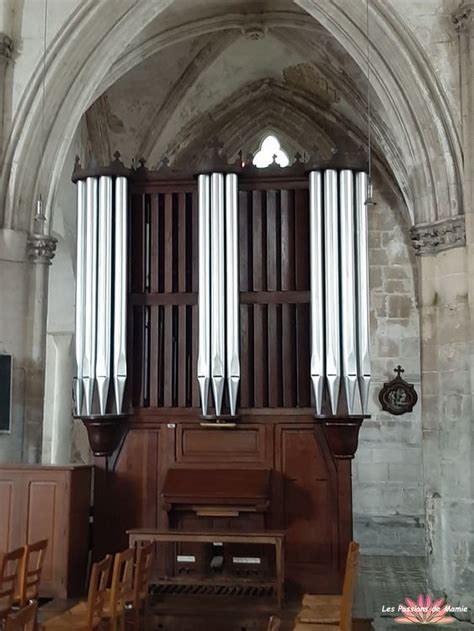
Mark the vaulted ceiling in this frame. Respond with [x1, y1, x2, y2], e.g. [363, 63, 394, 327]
[84, 0, 376, 171]
[2, 0, 461, 231]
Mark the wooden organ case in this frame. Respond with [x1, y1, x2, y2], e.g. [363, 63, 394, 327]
[93, 160, 366, 595]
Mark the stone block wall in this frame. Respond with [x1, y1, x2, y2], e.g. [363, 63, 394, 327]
[353, 186, 425, 555]
[0, 231, 29, 463]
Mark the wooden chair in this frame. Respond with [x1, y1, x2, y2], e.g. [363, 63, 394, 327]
[125, 542, 153, 631]
[296, 541, 360, 629]
[102, 549, 134, 631]
[0, 548, 24, 626]
[15, 539, 48, 607]
[40, 555, 113, 631]
[5, 601, 37, 631]
[268, 615, 282, 630]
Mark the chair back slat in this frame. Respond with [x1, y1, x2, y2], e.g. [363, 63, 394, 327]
[109, 548, 135, 618]
[133, 542, 153, 607]
[5, 601, 37, 631]
[0, 548, 24, 618]
[86, 555, 113, 630]
[18, 539, 48, 606]
[340, 541, 360, 631]
[267, 614, 281, 630]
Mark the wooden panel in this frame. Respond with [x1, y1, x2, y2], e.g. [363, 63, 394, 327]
[296, 303, 311, 407]
[252, 190, 265, 292]
[26, 480, 64, 583]
[0, 479, 16, 552]
[132, 187, 197, 410]
[294, 189, 310, 291]
[93, 430, 161, 559]
[66, 467, 92, 597]
[280, 189, 295, 291]
[177, 426, 267, 464]
[276, 425, 340, 592]
[164, 193, 174, 293]
[191, 304, 200, 407]
[114, 430, 160, 531]
[177, 305, 187, 407]
[237, 184, 310, 410]
[266, 190, 278, 291]
[0, 466, 91, 599]
[267, 303, 282, 407]
[150, 194, 161, 293]
[130, 194, 146, 293]
[132, 306, 145, 407]
[163, 305, 174, 407]
[253, 304, 268, 408]
[239, 304, 252, 408]
[282, 304, 297, 407]
[238, 191, 250, 292]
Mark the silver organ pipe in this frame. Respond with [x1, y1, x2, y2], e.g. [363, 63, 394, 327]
[225, 173, 240, 416]
[356, 172, 371, 414]
[340, 170, 358, 414]
[197, 172, 241, 417]
[74, 173, 129, 417]
[113, 176, 128, 414]
[309, 169, 371, 416]
[96, 176, 113, 415]
[309, 171, 324, 415]
[210, 173, 226, 416]
[324, 170, 341, 415]
[74, 179, 86, 416]
[83, 177, 98, 416]
[197, 174, 211, 415]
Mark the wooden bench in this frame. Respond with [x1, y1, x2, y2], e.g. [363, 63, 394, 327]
[127, 529, 285, 608]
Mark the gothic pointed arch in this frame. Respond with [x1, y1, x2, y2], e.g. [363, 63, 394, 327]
[0, 0, 463, 232]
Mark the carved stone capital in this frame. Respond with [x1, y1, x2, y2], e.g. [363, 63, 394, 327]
[452, 3, 474, 32]
[409, 216, 466, 256]
[0, 33, 13, 60]
[27, 234, 57, 264]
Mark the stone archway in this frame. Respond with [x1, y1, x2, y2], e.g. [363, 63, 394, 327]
[0, 0, 464, 233]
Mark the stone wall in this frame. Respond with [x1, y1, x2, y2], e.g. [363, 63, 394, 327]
[353, 184, 424, 555]
[0, 230, 28, 462]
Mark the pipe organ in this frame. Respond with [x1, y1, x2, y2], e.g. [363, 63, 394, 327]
[309, 169, 371, 416]
[197, 172, 240, 417]
[72, 155, 372, 596]
[74, 174, 128, 417]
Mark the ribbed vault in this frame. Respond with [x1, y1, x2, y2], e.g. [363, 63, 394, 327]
[0, 0, 463, 231]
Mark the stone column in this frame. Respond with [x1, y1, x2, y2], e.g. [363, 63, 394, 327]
[0, 0, 13, 158]
[451, 2, 474, 612]
[409, 3, 474, 609]
[23, 233, 57, 463]
[42, 332, 74, 464]
[414, 238, 472, 609]
[0, 33, 13, 157]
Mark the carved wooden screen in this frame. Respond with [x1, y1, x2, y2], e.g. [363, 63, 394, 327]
[129, 181, 200, 409]
[129, 175, 311, 412]
[238, 177, 311, 409]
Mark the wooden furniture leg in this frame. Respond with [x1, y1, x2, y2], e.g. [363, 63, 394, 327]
[275, 537, 284, 608]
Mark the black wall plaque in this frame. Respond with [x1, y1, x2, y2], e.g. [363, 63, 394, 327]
[0, 354, 12, 432]
[379, 365, 418, 416]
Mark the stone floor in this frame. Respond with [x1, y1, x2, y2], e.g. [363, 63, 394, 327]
[354, 555, 427, 629]
[40, 556, 474, 630]
[355, 556, 473, 630]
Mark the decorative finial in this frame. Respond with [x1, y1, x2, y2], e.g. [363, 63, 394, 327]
[394, 365, 405, 378]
